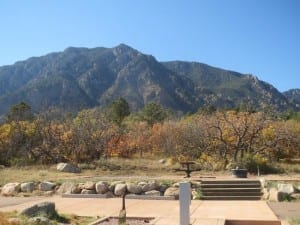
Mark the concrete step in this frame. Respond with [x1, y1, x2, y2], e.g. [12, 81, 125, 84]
[200, 196, 262, 200]
[199, 179, 262, 201]
[200, 183, 261, 188]
[201, 179, 261, 184]
[202, 191, 262, 197]
[201, 188, 262, 192]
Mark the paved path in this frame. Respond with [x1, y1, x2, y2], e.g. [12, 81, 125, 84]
[0, 196, 281, 225]
[268, 202, 300, 219]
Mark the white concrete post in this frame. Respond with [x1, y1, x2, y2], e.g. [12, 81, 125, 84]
[179, 182, 191, 225]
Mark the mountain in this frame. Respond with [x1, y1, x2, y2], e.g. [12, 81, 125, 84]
[283, 89, 300, 108]
[0, 44, 297, 116]
[163, 61, 291, 110]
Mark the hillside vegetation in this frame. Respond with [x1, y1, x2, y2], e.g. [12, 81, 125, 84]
[0, 101, 299, 175]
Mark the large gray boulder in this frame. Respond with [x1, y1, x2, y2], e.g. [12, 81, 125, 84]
[109, 181, 124, 192]
[269, 188, 279, 202]
[83, 181, 96, 190]
[95, 181, 109, 194]
[291, 193, 300, 200]
[56, 182, 75, 194]
[114, 183, 127, 196]
[164, 187, 179, 199]
[57, 163, 81, 173]
[1, 183, 21, 196]
[141, 181, 159, 192]
[71, 184, 82, 194]
[21, 182, 35, 193]
[20, 202, 57, 218]
[39, 181, 56, 192]
[278, 183, 294, 195]
[127, 183, 142, 194]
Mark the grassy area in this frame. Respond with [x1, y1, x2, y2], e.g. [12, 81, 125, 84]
[289, 218, 300, 225]
[0, 211, 96, 225]
[0, 157, 181, 186]
[1, 157, 300, 187]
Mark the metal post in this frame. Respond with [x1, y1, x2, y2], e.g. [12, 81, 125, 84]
[179, 182, 191, 225]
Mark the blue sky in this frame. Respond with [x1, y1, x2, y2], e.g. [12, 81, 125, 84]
[0, 0, 299, 92]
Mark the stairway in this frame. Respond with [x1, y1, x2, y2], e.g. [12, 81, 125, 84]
[199, 179, 263, 200]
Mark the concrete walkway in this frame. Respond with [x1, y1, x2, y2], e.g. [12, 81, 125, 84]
[0, 196, 281, 225]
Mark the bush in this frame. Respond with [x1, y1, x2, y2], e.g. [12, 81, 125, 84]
[239, 154, 283, 174]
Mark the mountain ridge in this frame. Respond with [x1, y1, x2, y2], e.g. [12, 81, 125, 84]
[0, 44, 297, 116]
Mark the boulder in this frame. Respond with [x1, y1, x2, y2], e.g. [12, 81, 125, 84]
[105, 191, 115, 198]
[172, 182, 180, 188]
[262, 188, 270, 200]
[71, 184, 82, 194]
[191, 181, 201, 188]
[77, 183, 85, 190]
[127, 183, 142, 194]
[141, 181, 158, 192]
[278, 183, 294, 195]
[56, 163, 81, 173]
[21, 182, 35, 193]
[109, 181, 124, 192]
[278, 192, 290, 202]
[138, 181, 147, 186]
[20, 202, 57, 218]
[95, 181, 109, 194]
[158, 159, 166, 164]
[260, 178, 267, 188]
[83, 181, 95, 190]
[81, 189, 96, 194]
[114, 183, 127, 196]
[39, 181, 56, 191]
[56, 182, 75, 194]
[159, 184, 169, 193]
[291, 193, 300, 200]
[164, 187, 179, 199]
[145, 190, 161, 196]
[28, 216, 53, 225]
[1, 183, 21, 196]
[269, 188, 279, 202]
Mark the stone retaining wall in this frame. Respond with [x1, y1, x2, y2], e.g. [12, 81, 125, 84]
[0, 180, 202, 199]
[261, 179, 300, 201]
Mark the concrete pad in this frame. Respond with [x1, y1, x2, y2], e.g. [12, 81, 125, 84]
[122, 199, 180, 218]
[0, 197, 280, 224]
[191, 201, 278, 221]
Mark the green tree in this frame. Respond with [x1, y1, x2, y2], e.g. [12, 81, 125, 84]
[6, 102, 34, 122]
[108, 98, 130, 127]
[139, 102, 167, 127]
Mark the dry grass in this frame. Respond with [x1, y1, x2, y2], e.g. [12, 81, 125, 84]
[0, 157, 180, 186]
[0, 212, 11, 225]
[290, 218, 300, 225]
[1, 157, 300, 187]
